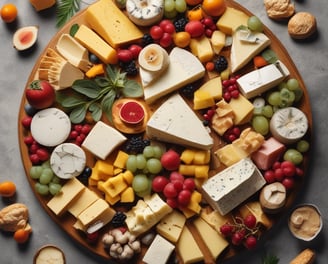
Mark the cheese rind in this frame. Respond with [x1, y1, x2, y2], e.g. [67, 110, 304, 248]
[201, 158, 266, 215]
[146, 93, 213, 150]
[85, 0, 143, 48]
[143, 47, 205, 104]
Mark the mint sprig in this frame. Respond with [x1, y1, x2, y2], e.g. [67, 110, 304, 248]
[57, 65, 143, 124]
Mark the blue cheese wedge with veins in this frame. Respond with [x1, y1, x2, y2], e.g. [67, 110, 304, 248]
[201, 158, 266, 215]
[50, 143, 86, 179]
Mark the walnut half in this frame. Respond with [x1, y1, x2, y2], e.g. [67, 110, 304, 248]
[0, 203, 29, 232]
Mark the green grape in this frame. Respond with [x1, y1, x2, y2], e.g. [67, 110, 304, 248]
[278, 81, 287, 90]
[49, 182, 62, 196]
[35, 182, 49, 196]
[126, 155, 137, 172]
[253, 107, 263, 116]
[280, 87, 294, 107]
[42, 160, 51, 169]
[164, 0, 175, 12]
[136, 154, 147, 170]
[164, 9, 177, 19]
[286, 78, 300, 91]
[29, 166, 43, 180]
[152, 145, 163, 159]
[267, 91, 281, 106]
[252, 116, 269, 135]
[146, 158, 162, 174]
[51, 175, 61, 184]
[247, 16, 264, 32]
[175, 0, 187, 13]
[135, 179, 152, 198]
[293, 87, 303, 102]
[143, 145, 155, 158]
[132, 174, 149, 192]
[39, 168, 54, 185]
[284, 149, 303, 165]
[262, 105, 274, 118]
[297, 140, 310, 153]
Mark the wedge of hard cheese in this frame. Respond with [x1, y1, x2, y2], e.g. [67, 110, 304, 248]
[143, 47, 205, 104]
[201, 158, 266, 215]
[146, 93, 213, 150]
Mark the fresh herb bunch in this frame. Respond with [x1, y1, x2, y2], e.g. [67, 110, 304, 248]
[262, 254, 279, 264]
[57, 64, 143, 124]
[56, 0, 82, 28]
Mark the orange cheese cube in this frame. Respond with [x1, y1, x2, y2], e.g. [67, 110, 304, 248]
[113, 150, 129, 169]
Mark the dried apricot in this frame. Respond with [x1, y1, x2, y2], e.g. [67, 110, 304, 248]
[13, 228, 30, 243]
[0, 3, 18, 23]
[0, 181, 16, 197]
[202, 0, 226, 17]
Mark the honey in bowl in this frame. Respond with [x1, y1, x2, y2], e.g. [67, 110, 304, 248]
[34, 245, 66, 264]
[288, 204, 323, 241]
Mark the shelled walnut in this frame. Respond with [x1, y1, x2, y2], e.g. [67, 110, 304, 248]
[0, 203, 29, 232]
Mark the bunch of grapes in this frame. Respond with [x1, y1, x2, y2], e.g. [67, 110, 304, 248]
[220, 214, 260, 250]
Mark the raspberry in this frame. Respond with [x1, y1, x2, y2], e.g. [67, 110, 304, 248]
[214, 56, 228, 72]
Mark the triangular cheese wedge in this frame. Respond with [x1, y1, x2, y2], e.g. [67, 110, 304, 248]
[230, 30, 271, 73]
[146, 93, 213, 150]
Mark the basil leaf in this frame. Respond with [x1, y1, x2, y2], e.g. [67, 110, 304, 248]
[105, 65, 117, 84]
[61, 96, 87, 108]
[72, 79, 102, 99]
[94, 77, 111, 88]
[70, 23, 79, 37]
[89, 102, 102, 122]
[70, 104, 87, 124]
[122, 79, 143, 98]
[101, 89, 116, 122]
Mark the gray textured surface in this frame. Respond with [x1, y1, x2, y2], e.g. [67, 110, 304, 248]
[0, 0, 327, 263]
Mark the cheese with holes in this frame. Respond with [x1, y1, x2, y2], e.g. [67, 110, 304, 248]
[201, 158, 266, 215]
[156, 210, 186, 243]
[216, 7, 249, 35]
[230, 30, 271, 73]
[82, 121, 127, 160]
[177, 226, 204, 264]
[237, 61, 290, 98]
[193, 217, 229, 260]
[74, 25, 118, 64]
[143, 234, 175, 264]
[85, 0, 143, 48]
[47, 177, 85, 216]
[146, 93, 213, 150]
[143, 47, 205, 104]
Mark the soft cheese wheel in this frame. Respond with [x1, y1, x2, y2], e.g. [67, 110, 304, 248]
[30, 108, 71, 147]
[50, 143, 86, 179]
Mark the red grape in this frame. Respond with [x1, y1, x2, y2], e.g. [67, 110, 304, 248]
[177, 189, 191, 207]
[244, 214, 257, 229]
[150, 25, 164, 40]
[152, 175, 169, 192]
[163, 182, 178, 198]
[220, 223, 233, 236]
[245, 235, 257, 250]
[183, 178, 196, 192]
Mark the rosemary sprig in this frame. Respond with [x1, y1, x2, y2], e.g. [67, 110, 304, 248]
[56, 0, 82, 28]
[262, 254, 279, 264]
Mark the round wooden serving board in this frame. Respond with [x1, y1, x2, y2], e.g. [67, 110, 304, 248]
[18, 1, 312, 263]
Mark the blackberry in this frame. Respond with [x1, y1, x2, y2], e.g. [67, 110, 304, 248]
[123, 135, 150, 154]
[174, 16, 189, 32]
[121, 60, 138, 76]
[214, 56, 228, 72]
[77, 166, 92, 186]
[141, 33, 154, 47]
[180, 84, 197, 99]
[111, 211, 127, 227]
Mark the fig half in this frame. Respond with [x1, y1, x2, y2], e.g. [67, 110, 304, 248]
[13, 26, 38, 51]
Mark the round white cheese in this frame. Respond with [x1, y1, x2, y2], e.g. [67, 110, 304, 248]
[270, 107, 308, 144]
[50, 143, 86, 179]
[30, 108, 71, 147]
[126, 0, 164, 26]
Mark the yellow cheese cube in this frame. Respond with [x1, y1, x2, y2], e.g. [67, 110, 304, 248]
[47, 178, 85, 216]
[216, 7, 249, 35]
[229, 94, 254, 125]
[74, 25, 118, 64]
[68, 188, 99, 218]
[194, 165, 209, 178]
[187, 191, 202, 214]
[193, 150, 211, 165]
[122, 170, 134, 185]
[114, 168, 123, 175]
[156, 210, 186, 243]
[101, 174, 128, 198]
[95, 160, 114, 181]
[177, 226, 204, 263]
[180, 206, 198, 219]
[105, 193, 121, 205]
[215, 143, 246, 167]
[211, 112, 234, 135]
[239, 201, 272, 228]
[113, 150, 129, 169]
[189, 36, 214, 63]
[197, 76, 222, 101]
[85, 0, 143, 48]
[29, 0, 55, 11]
[88, 177, 98, 186]
[120, 187, 135, 203]
[179, 164, 196, 176]
[193, 90, 215, 110]
[211, 30, 226, 54]
[190, 190, 202, 204]
[180, 149, 196, 165]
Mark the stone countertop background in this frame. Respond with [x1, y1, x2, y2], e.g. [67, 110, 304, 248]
[0, 0, 327, 263]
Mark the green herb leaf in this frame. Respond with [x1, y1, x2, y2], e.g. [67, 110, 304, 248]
[70, 104, 87, 124]
[105, 65, 118, 84]
[56, 0, 81, 28]
[89, 102, 102, 122]
[72, 79, 102, 99]
[70, 23, 80, 37]
[122, 79, 143, 98]
[262, 254, 279, 264]
[261, 49, 278, 64]
[101, 89, 116, 122]
[95, 77, 111, 88]
[61, 96, 87, 108]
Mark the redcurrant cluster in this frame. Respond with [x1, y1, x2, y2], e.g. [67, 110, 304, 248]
[223, 126, 241, 143]
[222, 76, 241, 102]
[150, 19, 176, 48]
[69, 124, 92, 146]
[201, 17, 216, 37]
[23, 136, 50, 165]
[263, 160, 304, 190]
[220, 214, 259, 250]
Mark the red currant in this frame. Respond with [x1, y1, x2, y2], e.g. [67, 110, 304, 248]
[264, 170, 276, 183]
[244, 214, 257, 229]
[231, 231, 244, 246]
[295, 167, 304, 177]
[150, 25, 164, 40]
[220, 223, 233, 237]
[36, 148, 50, 162]
[24, 136, 34, 145]
[177, 189, 191, 207]
[21, 116, 33, 128]
[282, 177, 295, 190]
[281, 160, 296, 177]
[245, 235, 257, 250]
[183, 178, 196, 192]
[230, 89, 240, 98]
[274, 168, 284, 181]
[30, 154, 40, 165]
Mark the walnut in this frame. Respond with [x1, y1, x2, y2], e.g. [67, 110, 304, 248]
[0, 203, 29, 232]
